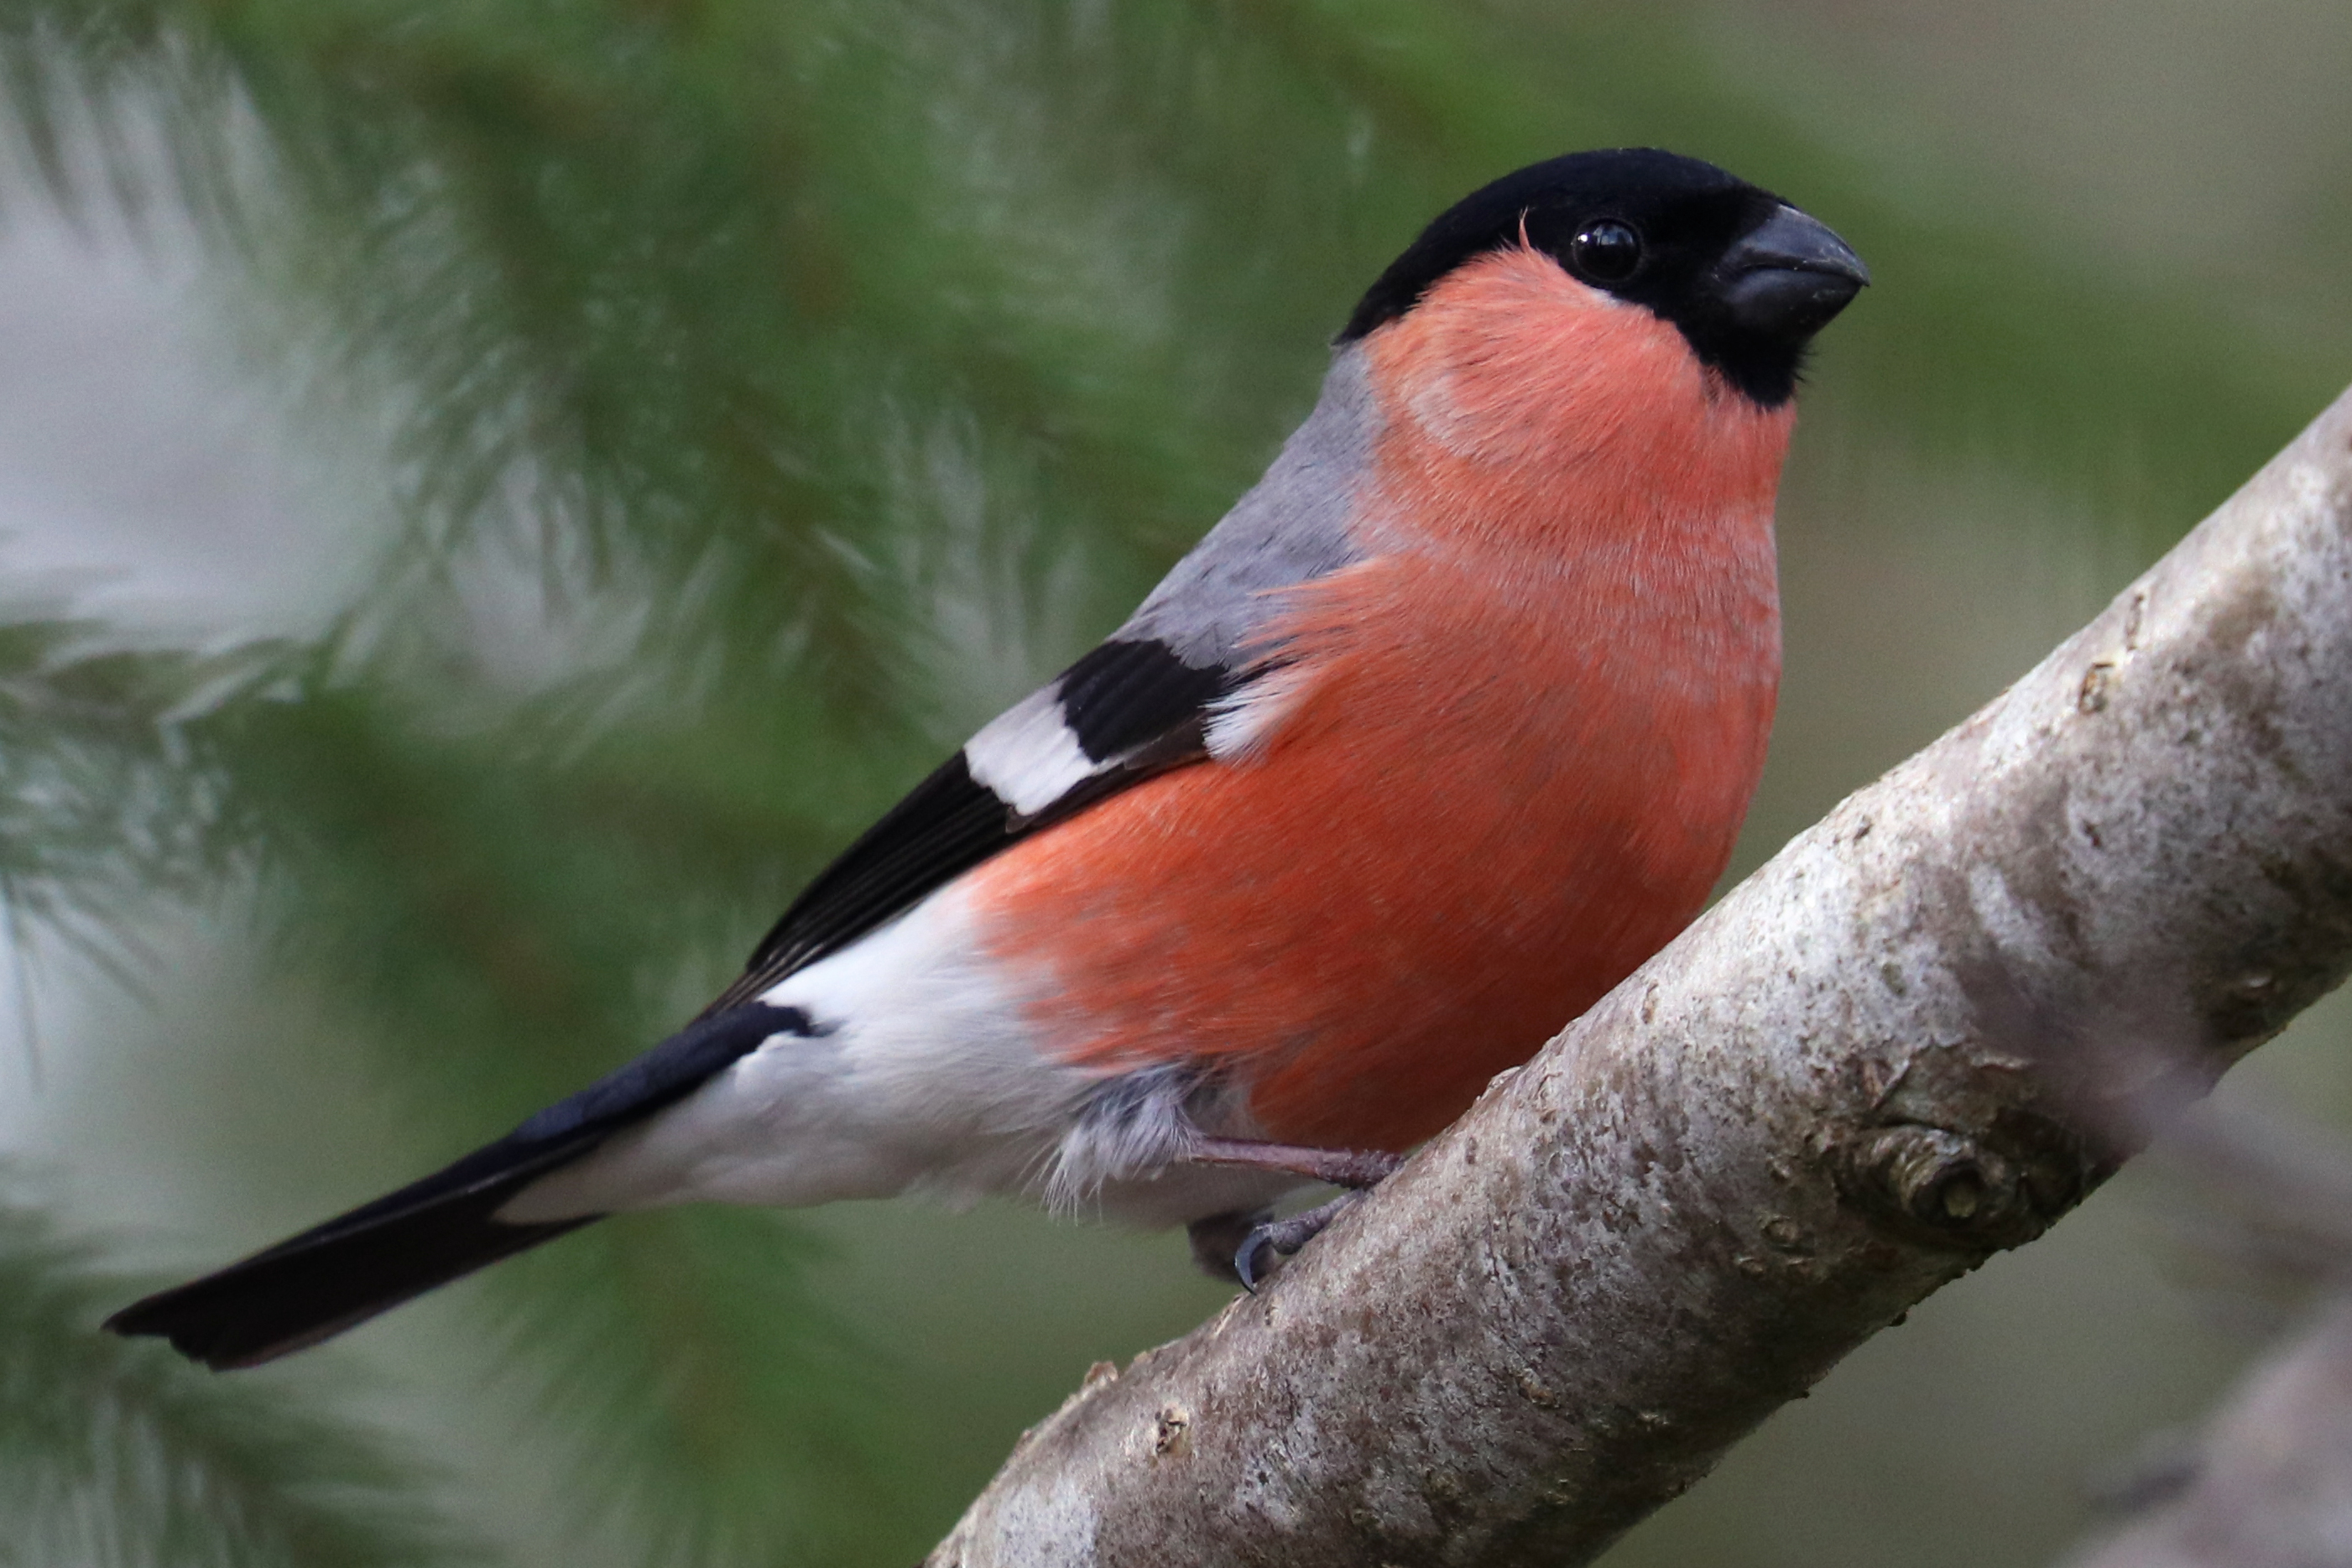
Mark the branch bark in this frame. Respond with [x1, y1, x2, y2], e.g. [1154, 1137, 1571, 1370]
[2053, 1100, 2352, 1568]
[933, 385, 2352, 1568]
[2059, 1294, 2352, 1568]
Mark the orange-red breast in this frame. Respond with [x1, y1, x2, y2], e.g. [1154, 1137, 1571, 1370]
[110, 148, 1865, 1367]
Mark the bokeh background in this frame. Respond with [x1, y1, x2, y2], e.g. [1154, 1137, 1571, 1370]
[0, 2, 2348, 1564]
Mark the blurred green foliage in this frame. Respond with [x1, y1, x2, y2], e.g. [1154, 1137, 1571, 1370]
[0, 1166, 494, 1566]
[0, 1, 2343, 1563]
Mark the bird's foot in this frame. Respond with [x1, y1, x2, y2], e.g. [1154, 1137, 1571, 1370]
[1233, 1191, 1365, 1292]
[1183, 1138, 1405, 1289]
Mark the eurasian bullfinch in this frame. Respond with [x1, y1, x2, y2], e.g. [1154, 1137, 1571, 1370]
[111, 147, 1867, 1367]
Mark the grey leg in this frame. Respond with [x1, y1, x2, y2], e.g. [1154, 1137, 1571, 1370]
[1187, 1137, 1403, 1188]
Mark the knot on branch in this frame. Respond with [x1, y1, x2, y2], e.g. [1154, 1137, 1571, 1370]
[1834, 1120, 2083, 1251]
[1830, 1051, 2092, 1252]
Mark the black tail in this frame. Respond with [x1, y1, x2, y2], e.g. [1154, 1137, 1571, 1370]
[103, 1150, 599, 1369]
[106, 1003, 809, 1369]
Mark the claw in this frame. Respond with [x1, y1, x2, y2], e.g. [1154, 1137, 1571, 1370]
[1230, 1190, 1366, 1293]
[1234, 1229, 1274, 1294]
[1186, 1208, 1270, 1284]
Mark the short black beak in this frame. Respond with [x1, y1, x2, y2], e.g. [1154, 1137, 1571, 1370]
[1715, 205, 1870, 341]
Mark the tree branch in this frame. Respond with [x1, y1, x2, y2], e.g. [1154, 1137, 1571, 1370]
[2059, 1295, 2352, 1568]
[931, 383, 2352, 1567]
[2051, 1097, 2352, 1567]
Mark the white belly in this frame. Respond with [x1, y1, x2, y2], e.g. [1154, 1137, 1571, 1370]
[497, 883, 1299, 1227]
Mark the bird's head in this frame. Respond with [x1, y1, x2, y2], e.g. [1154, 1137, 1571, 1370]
[1341, 148, 1868, 410]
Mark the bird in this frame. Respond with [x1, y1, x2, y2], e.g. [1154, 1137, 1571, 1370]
[108, 147, 1866, 1369]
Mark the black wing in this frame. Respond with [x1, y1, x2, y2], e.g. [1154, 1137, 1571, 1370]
[701, 638, 1235, 1014]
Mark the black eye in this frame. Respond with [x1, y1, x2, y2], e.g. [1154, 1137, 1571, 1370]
[1570, 220, 1643, 283]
